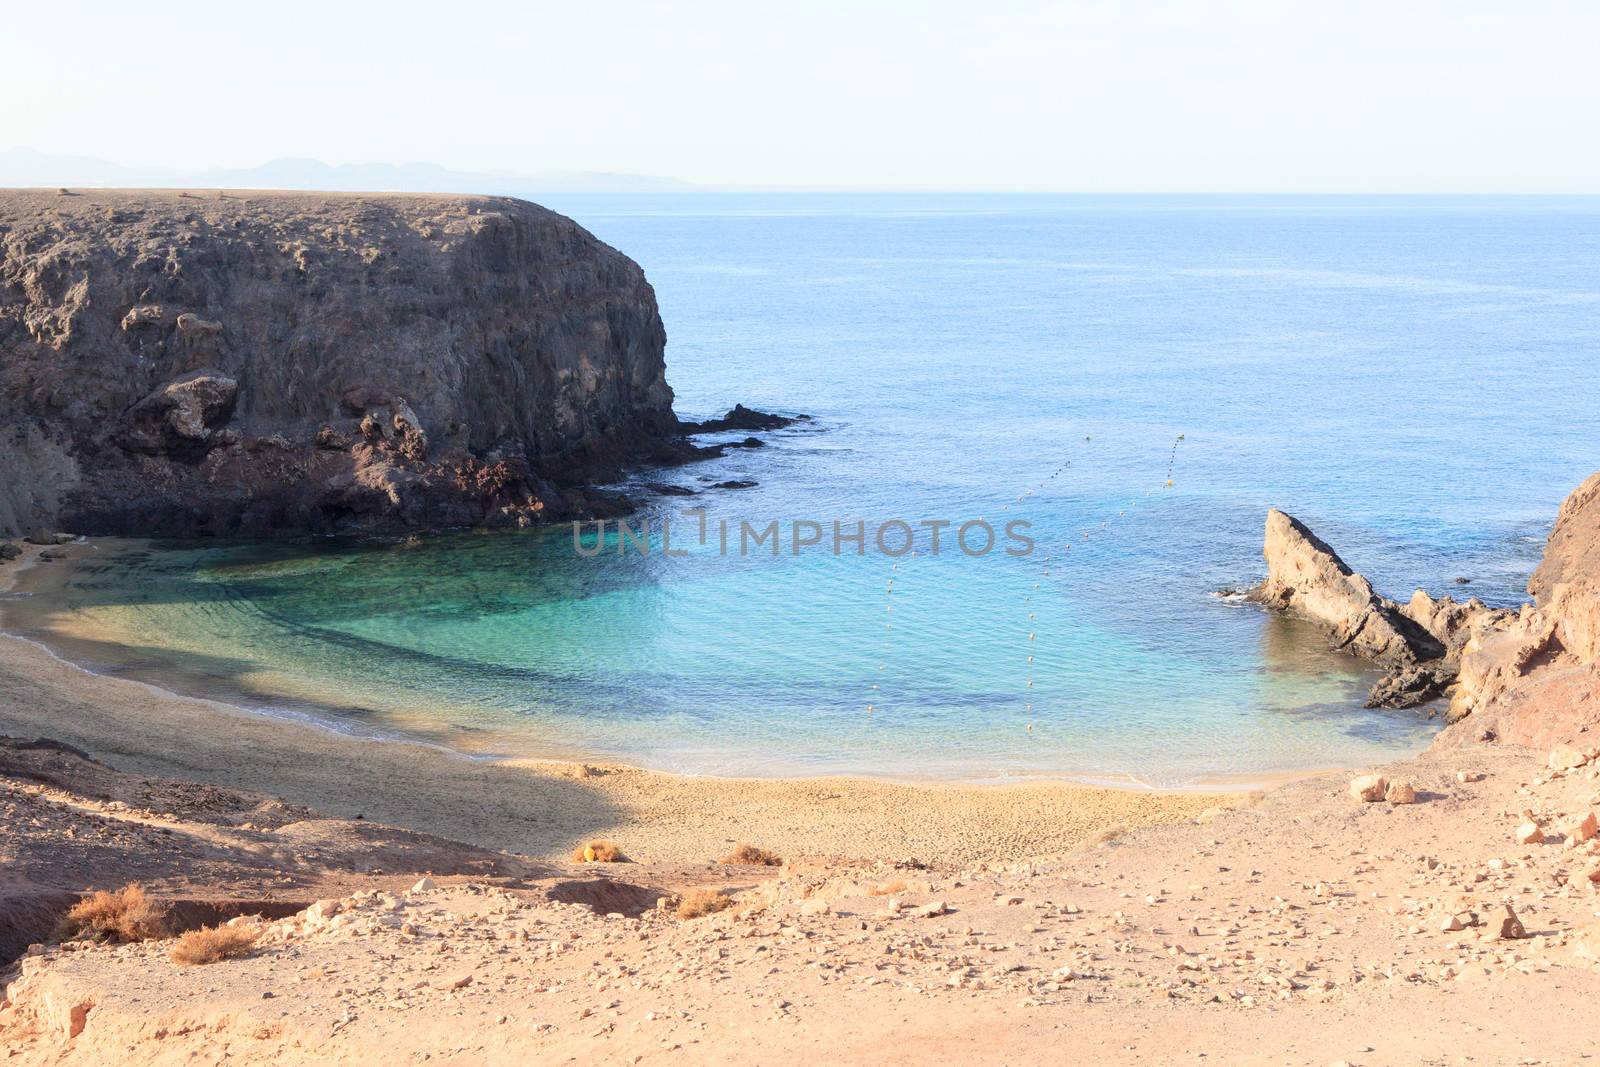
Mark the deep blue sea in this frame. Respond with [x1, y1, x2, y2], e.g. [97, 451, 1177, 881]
[18, 195, 1600, 784]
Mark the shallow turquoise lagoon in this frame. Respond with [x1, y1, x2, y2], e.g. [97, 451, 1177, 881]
[17, 195, 1600, 784]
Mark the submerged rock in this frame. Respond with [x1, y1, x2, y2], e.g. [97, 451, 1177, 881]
[1363, 664, 1455, 710]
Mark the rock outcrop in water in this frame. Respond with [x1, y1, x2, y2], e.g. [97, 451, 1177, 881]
[1250, 474, 1600, 742]
[0, 190, 694, 536]
[679, 404, 809, 434]
[1244, 509, 1502, 709]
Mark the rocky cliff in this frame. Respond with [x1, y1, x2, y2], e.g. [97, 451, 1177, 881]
[1247, 476, 1600, 747]
[0, 189, 686, 536]
[1438, 471, 1600, 749]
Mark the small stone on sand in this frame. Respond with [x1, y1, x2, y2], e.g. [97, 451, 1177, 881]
[1349, 774, 1388, 803]
[1548, 745, 1590, 772]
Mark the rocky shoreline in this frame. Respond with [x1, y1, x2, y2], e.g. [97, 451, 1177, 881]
[1241, 472, 1600, 749]
[0, 189, 805, 540]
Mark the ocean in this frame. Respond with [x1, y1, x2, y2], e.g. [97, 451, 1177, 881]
[12, 194, 1600, 784]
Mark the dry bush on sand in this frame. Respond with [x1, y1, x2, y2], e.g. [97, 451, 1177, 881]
[721, 843, 782, 866]
[571, 839, 626, 863]
[169, 923, 260, 965]
[676, 889, 735, 920]
[56, 884, 167, 943]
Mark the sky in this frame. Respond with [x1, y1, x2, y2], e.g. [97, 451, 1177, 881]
[5, 0, 1598, 192]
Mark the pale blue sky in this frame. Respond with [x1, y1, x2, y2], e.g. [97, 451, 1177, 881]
[6, 0, 1597, 191]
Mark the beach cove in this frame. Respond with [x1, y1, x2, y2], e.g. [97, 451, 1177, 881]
[0, 545, 1238, 867]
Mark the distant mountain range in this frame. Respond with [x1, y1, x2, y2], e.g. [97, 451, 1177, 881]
[0, 148, 698, 195]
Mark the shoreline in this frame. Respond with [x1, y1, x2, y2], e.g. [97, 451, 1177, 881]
[0, 629, 1314, 794]
[0, 545, 1241, 865]
[0, 540, 1392, 795]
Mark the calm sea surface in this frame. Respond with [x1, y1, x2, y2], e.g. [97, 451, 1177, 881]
[12, 195, 1600, 784]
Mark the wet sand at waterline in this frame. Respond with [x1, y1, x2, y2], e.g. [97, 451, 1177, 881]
[0, 548, 1237, 865]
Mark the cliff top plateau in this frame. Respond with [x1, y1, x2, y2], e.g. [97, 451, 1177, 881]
[0, 189, 691, 536]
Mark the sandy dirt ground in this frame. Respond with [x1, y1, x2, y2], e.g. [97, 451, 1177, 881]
[2, 727, 1598, 1065]
[4, 547, 1600, 1065]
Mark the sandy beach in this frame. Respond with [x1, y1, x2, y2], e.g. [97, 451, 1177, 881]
[0, 546, 1235, 866]
[5, 629, 1597, 1066]
[4, 472, 1597, 1065]
[5, 517, 1600, 1065]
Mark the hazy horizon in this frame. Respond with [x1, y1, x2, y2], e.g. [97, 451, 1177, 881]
[7, 1, 1600, 194]
[8, 147, 1600, 199]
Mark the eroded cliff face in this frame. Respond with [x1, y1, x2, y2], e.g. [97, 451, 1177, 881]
[1247, 474, 1600, 749]
[1439, 471, 1600, 749]
[0, 190, 680, 535]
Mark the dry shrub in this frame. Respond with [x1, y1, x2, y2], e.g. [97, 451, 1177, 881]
[721, 843, 782, 867]
[169, 923, 260, 966]
[676, 889, 734, 920]
[1090, 823, 1128, 846]
[571, 839, 626, 863]
[57, 884, 167, 943]
[868, 879, 908, 897]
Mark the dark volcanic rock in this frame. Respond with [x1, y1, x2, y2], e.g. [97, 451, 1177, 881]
[1363, 663, 1456, 710]
[680, 404, 808, 434]
[0, 189, 686, 536]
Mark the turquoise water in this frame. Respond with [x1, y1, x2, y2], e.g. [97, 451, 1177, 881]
[18, 196, 1600, 784]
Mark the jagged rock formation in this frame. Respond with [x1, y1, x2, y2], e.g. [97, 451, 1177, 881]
[679, 404, 809, 434]
[0, 189, 690, 536]
[1527, 471, 1600, 665]
[1244, 509, 1484, 708]
[1249, 474, 1600, 743]
[1438, 471, 1600, 749]
[1245, 511, 1444, 668]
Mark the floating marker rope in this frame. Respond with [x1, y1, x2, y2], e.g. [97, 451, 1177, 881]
[1016, 433, 1186, 737]
[864, 432, 1187, 738]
